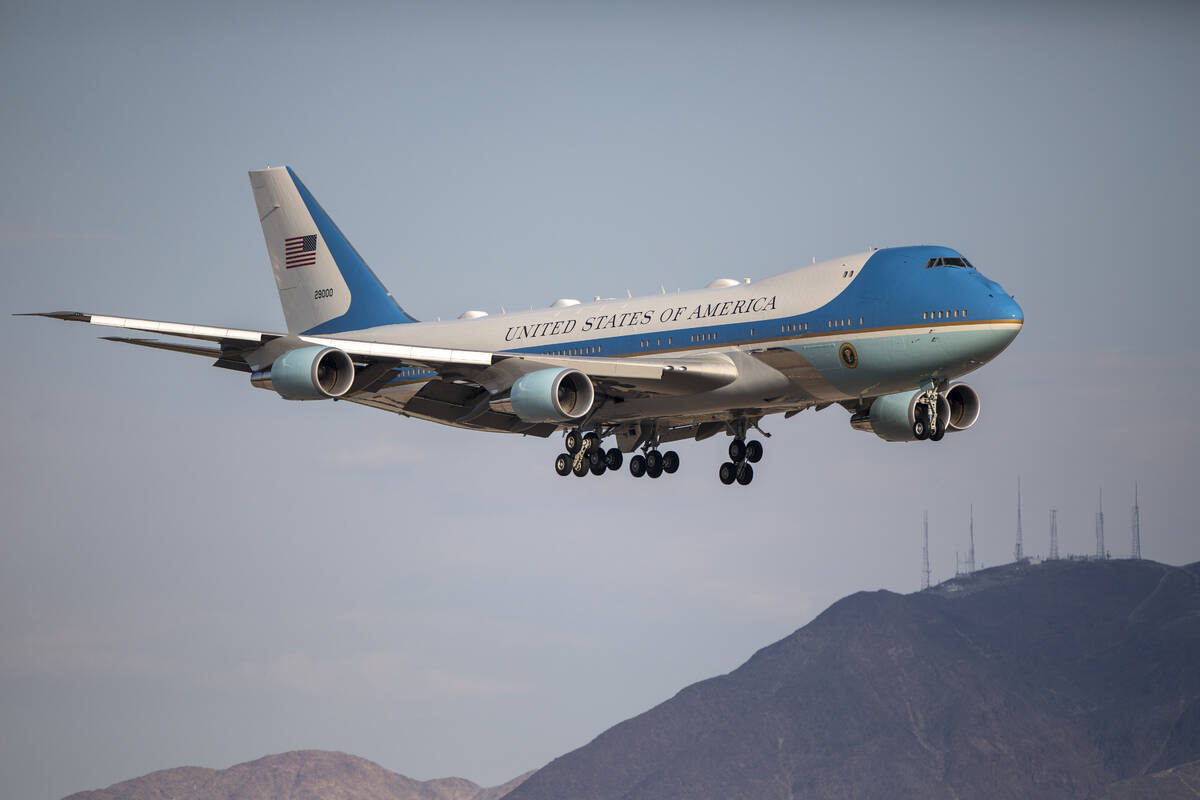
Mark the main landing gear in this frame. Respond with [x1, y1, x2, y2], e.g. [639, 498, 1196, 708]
[554, 429, 669, 479]
[718, 436, 762, 486]
[628, 447, 680, 480]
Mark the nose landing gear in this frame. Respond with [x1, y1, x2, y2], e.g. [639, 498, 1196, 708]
[913, 388, 948, 442]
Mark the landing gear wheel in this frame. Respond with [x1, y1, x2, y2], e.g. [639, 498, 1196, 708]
[745, 440, 763, 463]
[572, 457, 589, 477]
[554, 453, 572, 476]
[565, 430, 583, 454]
[929, 418, 946, 442]
[736, 463, 755, 486]
[645, 449, 663, 474]
[662, 450, 680, 474]
[728, 439, 746, 462]
[605, 448, 623, 470]
[583, 432, 601, 454]
[719, 462, 737, 485]
[912, 419, 929, 440]
[590, 456, 607, 476]
[629, 454, 647, 478]
[588, 448, 605, 469]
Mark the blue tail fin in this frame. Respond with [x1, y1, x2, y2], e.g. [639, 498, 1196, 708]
[248, 166, 417, 334]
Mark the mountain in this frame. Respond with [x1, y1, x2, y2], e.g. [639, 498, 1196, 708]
[62, 750, 532, 800]
[504, 558, 1200, 800]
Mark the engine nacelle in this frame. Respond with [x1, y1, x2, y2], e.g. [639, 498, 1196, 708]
[944, 382, 981, 431]
[851, 382, 982, 441]
[850, 389, 950, 442]
[250, 345, 355, 400]
[509, 368, 595, 422]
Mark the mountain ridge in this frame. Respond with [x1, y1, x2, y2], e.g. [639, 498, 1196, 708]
[62, 750, 533, 800]
[503, 558, 1200, 800]
[60, 559, 1200, 800]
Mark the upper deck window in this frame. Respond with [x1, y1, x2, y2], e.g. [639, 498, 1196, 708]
[924, 256, 974, 269]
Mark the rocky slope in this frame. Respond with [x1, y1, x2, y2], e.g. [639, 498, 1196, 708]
[503, 559, 1200, 800]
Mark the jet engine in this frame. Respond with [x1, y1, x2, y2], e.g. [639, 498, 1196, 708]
[850, 382, 981, 441]
[250, 345, 355, 400]
[944, 382, 981, 431]
[508, 368, 595, 423]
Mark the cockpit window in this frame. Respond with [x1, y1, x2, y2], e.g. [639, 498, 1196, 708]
[924, 256, 974, 269]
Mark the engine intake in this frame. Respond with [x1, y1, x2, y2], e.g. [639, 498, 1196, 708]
[509, 368, 595, 422]
[251, 345, 355, 400]
[945, 382, 981, 431]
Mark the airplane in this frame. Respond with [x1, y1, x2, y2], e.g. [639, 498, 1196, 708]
[24, 166, 1023, 485]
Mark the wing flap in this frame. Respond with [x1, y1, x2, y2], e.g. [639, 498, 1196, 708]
[100, 337, 254, 372]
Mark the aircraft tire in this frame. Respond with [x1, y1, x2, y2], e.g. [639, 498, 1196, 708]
[647, 460, 664, 479]
[745, 440, 763, 463]
[590, 457, 607, 476]
[662, 450, 680, 474]
[728, 439, 746, 462]
[605, 448, 623, 470]
[554, 453, 572, 476]
[912, 420, 929, 440]
[930, 419, 946, 442]
[736, 463, 754, 486]
[629, 454, 647, 478]
[572, 457, 589, 477]
[719, 462, 737, 485]
[565, 430, 583, 454]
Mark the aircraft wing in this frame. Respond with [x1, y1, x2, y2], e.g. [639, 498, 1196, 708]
[22, 311, 738, 397]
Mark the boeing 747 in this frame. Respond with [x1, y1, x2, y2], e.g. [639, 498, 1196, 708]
[25, 166, 1023, 485]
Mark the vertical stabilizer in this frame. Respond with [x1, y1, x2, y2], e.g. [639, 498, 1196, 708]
[248, 166, 415, 334]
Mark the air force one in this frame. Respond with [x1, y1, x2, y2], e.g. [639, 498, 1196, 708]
[26, 166, 1023, 485]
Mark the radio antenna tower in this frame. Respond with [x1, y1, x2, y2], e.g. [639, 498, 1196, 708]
[1131, 483, 1141, 560]
[922, 512, 931, 590]
[1095, 488, 1106, 559]
[967, 504, 976, 574]
[1015, 477, 1024, 562]
[1049, 509, 1059, 560]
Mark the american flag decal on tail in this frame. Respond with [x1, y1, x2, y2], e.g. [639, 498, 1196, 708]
[284, 234, 318, 268]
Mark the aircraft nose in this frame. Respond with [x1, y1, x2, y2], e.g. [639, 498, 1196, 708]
[982, 284, 1022, 354]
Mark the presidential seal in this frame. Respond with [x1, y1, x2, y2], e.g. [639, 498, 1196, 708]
[839, 342, 858, 369]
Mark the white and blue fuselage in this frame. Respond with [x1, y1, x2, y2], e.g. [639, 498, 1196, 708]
[338, 246, 1022, 431]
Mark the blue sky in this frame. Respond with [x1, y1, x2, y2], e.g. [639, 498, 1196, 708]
[3, 3, 1198, 798]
